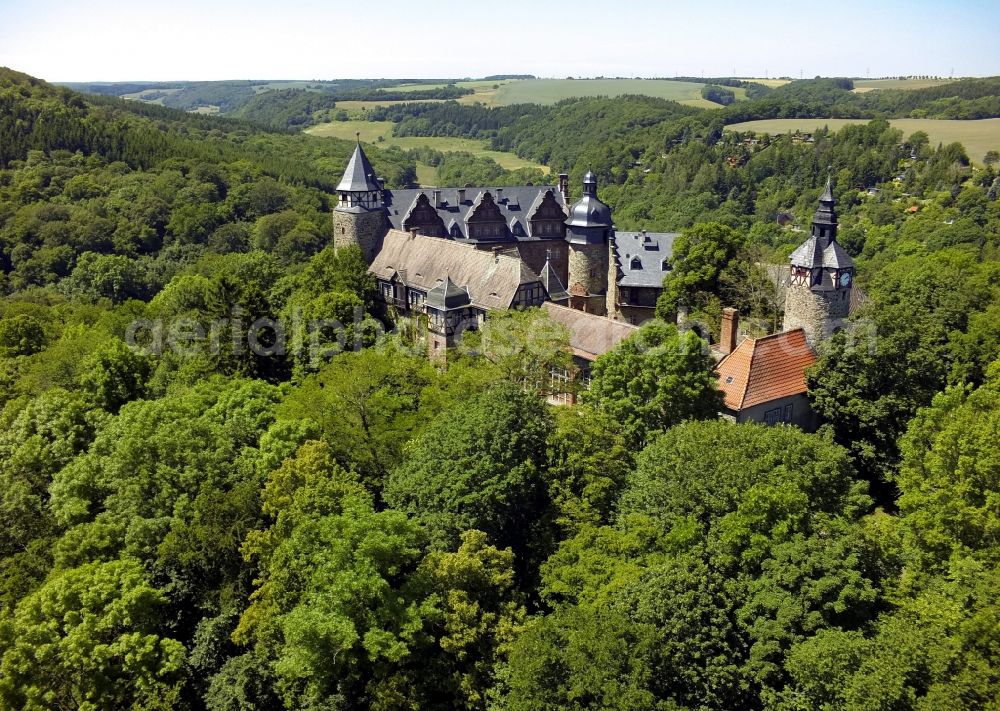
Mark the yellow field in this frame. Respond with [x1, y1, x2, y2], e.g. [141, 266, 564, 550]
[726, 117, 1000, 164]
[458, 88, 503, 106]
[852, 78, 955, 92]
[745, 78, 791, 88]
[305, 119, 549, 178]
[680, 98, 728, 110]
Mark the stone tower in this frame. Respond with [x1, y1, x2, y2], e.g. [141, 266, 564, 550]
[565, 171, 612, 315]
[783, 178, 855, 347]
[333, 138, 387, 262]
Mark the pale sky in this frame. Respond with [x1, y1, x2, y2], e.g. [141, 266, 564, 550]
[1, 0, 997, 82]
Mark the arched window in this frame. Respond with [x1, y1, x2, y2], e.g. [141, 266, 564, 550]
[630, 256, 642, 270]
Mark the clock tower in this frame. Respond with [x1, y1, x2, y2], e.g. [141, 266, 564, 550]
[783, 178, 855, 347]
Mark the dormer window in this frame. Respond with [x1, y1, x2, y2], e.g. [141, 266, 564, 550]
[630, 256, 642, 270]
[661, 259, 670, 271]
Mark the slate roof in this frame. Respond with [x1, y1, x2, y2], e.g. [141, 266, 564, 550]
[789, 177, 853, 273]
[715, 328, 817, 411]
[426, 275, 471, 310]
[613, 231, 678, 287]
[383, 186, 567, 241]
[336, 142, 381, 192]
[541, 302, 639, 361]
[789, 235, 853, 271]
[566, 172, 612, 228]
[540, 259, 569, 302]
[370, 229, 540, 311]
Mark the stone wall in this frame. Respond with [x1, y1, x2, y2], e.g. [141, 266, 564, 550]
[785, 283, 854, 347]
[333, 209, 387, 262]
[568, 294, 608, 316]
[568, 243, 609, 299]
[511, 240, 569, 285]
[616, 304, 656, 326]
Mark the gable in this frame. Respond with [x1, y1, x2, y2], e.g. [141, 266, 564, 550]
[402, 193, 447, 236]
[528, 189, 566, 222]
[465, 191, 505, 223]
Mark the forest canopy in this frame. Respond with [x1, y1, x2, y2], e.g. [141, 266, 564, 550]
[1, 67, 1000, 709]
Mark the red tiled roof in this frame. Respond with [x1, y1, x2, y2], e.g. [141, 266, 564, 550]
[715, 328, 817, 411]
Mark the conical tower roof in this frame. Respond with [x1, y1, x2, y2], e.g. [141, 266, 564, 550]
[336, 138, 381, 192]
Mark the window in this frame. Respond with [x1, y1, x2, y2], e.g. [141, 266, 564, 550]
[763, 407, 782, 426]
[630, 256, 642, 270]
[549, 366, 572, 405]
[783, 403, 793, 423]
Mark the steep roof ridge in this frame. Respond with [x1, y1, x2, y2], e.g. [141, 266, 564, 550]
[336, 140, 381, 192]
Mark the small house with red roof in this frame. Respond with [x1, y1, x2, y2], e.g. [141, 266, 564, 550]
[715, 327, 818, 429]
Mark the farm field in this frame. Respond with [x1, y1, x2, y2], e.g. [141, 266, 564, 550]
[120, 87, 182, 104]
[852, 78, 955, 92]
[305, 119, 549, 181]
[745, 78, 791, 88]
[492, 78, 713, 106]
[680, 98, 730, 110]
[726, 117, 1000, 164]
[392, 79, 512, 93]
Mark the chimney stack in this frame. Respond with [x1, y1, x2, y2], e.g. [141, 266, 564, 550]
[433, 189, 442, 208]
[496, 187, 504, 203]
[720, 307, 739, 355]
[458, 188, 466, 204]
[558, 173, 570, 203]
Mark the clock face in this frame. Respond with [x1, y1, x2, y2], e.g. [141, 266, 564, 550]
[839, 271, 852, 288]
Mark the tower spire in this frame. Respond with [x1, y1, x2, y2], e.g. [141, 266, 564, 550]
[819, 174, 834, 204]
[811, 175, 838, 239]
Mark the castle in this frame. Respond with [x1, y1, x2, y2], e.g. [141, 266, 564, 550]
[332, 140, 858, 422]
[332, 140, 676, 327]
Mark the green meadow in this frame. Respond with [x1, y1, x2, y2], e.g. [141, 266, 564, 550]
[305, 119, 549, 184]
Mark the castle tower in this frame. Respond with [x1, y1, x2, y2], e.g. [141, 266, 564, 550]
[333, 138, 387, 262]
[783, 178, 855, 347]
[565, 171, 612, 315]
[425, 275, 472, 361]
